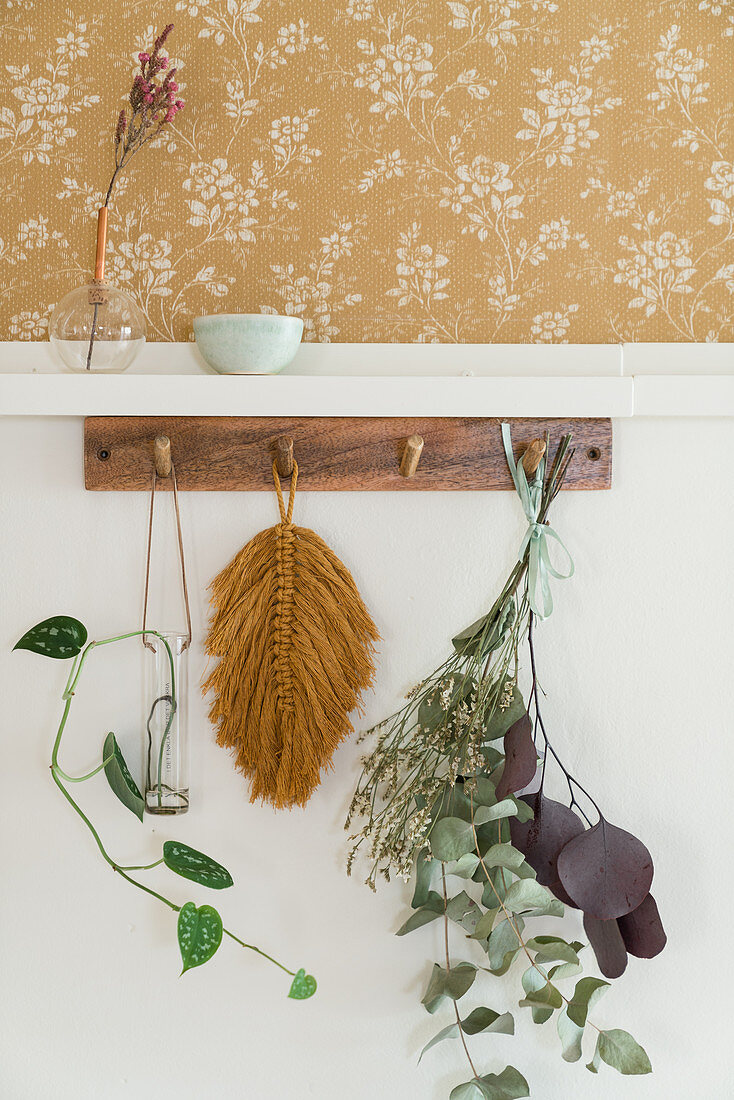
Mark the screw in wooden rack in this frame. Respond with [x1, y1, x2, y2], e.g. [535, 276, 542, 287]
[273, 435, 294, 478]
[587, 447, 601, 462]
[154, 435, 172, 479]
[399, 434, 425, 478]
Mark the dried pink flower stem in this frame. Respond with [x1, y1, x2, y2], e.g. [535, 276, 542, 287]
[86, 24, 185, 370]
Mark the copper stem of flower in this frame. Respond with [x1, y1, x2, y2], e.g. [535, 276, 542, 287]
[94, 207, 107, 282]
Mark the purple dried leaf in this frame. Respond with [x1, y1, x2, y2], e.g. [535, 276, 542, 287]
[617, 893, 666, 959]
[557, 819, 654, 920]
[496, 713, 537, 800]
[509, 792, 585, 907]
[583, 912, 628, 979]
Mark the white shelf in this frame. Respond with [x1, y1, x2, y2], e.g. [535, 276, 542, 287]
[633, 374, 734, 417]
[0, 342, 731, 417]
[0, 372, 633, 418]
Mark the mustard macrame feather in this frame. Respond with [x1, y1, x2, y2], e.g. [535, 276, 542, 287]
[203, 461, 378, 809]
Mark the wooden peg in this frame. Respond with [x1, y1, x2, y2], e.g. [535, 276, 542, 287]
[154, 435, 172, 478]
[274, 435, 294, 478]
[521, 438, 546, 477]
[399, 434, 424, 478]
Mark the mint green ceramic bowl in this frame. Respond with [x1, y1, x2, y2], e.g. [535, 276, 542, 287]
[193, 313, 304, 374]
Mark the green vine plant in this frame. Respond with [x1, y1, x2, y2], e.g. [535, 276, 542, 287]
[14, 615, 316, 999]
[347, 432, 659, 1098]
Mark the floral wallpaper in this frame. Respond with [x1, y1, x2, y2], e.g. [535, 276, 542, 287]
[1, 1, 732, 343]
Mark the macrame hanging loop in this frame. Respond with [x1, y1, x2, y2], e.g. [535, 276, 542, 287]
[272, 457, 298, 525]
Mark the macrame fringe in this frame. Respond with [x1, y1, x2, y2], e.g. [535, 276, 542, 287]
[203, 462, 378, 809]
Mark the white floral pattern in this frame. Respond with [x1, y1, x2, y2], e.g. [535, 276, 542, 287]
[0, 1, 731, 342]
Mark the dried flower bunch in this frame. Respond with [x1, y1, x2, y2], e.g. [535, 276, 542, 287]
[108, 24, 185, 205]
[347, 426, 664, 1098]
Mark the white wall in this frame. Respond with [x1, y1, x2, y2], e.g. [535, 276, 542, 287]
[1, 416, 732, 1100]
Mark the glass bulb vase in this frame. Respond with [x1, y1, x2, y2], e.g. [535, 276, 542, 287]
[50, 281, 146, 373]
[49, 206, 145, 373]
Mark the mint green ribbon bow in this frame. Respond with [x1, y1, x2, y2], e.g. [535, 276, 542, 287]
[501, 422, 574, 620]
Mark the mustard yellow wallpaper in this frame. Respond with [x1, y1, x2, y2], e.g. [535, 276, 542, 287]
[1, 1, 732, 343]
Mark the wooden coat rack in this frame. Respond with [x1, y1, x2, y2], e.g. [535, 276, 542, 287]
[83, 416, 612, 491]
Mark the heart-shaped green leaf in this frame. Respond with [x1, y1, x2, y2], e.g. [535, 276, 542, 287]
[14, 616, 87, 660]
[103, 732, 144, 822]
[177, 902, 223, 974]
[163, 841, 233, 890]
[289, 968, 317, 1000]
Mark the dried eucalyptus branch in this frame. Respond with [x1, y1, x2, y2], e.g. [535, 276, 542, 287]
[347, 425, 661, 1096]
[346, 431, 573, 888]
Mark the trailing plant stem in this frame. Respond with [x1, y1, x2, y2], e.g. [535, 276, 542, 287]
[51, 630, 297, 979]
[440, 864, 478, 1079]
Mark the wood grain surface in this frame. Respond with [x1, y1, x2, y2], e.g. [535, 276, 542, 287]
[84, 416, 612, 491]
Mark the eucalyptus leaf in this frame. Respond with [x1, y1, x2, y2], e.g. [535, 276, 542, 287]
[474, 800, 519, 825]
[419, 1021, 461, 1062]
[597, 1029, 652, 1075]
[103, 732, 144, 822]
[421, 962, 477, 1014]
[617, 893, 667, 959]
[445, 853, 480, 878]
[481, 867, 510, 910]
[288, 968, 317, 1000]
[504, 879, 560, 915]
[430, 817, 475, 862]
[520, 965, 560, 1022]
[496, 714, 537, 800]
[397, 892, 444, 935]
[567, 977, 610, 1028]
[446, 892, 483, 934]
[452, 599, 515, 659]
[473, 765, 501, 800]
[412, 849, 436, 908]
[470, 777, 498, 807]
[487, 917, 524, 975]
[557, 1008, 584, 1062]
[548, 960, 584, 982]
[14, 615, 87, 660]
[557, 818, 654, 920]
[511, 797, 535, 824]
[419, 1006, 514, 1061]
[583, 913, 628, 979]
[471, 907, 499, 942]
[163, 841, 233, 890]
[510, 793, 584, 906]
[450, 1082, 484, 1100]
[484, 681, 526, 741]
[453, 1064, 528, 1100]
[481, 843, 526, 872]
[432, 782, 473, 825]
[526, 936, 581, 967]
[177, 902, 223, 975]
[462, 1007, 514, 1036]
